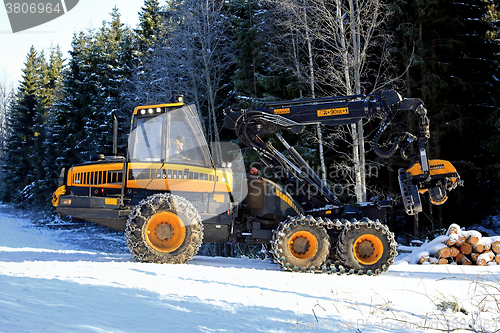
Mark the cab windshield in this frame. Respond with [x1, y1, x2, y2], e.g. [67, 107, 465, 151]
[129, 105, 212, 167]
[130, 116, 163, 161]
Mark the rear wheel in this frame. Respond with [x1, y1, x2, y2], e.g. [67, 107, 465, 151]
[336, 219, 397, 274]
[125, 193, 203, 264]
[272, 216, 330, 272]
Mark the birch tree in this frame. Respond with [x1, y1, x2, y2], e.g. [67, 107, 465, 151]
[270, 0, 393, 202]
[316, 0, 394, 202]
[267, 0, 328, 183]
[172, 0, 233, 160]
[124, 0, 174, 108]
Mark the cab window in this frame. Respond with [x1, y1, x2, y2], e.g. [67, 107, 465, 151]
[167, 107, 211, 167]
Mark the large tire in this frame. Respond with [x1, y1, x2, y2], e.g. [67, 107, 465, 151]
[336, 219, 397, 274]
[125, 193, 203, 264]
[272, 216, 330, 272]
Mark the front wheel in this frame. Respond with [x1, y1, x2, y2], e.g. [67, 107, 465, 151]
[336, 219, 397, 274]
[125, 193, 203, 264]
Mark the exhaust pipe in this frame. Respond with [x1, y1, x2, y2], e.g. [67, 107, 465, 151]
[113, 114, 118, 156]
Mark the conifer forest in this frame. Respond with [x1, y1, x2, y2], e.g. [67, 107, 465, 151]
[1, 0, 500, 238]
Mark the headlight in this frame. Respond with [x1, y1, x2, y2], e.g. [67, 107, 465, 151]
[60, 198, 72, 205]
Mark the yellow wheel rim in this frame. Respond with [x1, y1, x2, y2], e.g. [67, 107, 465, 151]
[145, 212, 186, 253]
[353, 234, 384, 265]
[287, 231, 319, 260]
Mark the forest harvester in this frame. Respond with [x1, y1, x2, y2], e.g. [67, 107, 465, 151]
[52, 91, 462, 275]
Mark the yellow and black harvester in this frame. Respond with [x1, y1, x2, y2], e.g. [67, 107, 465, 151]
[53, 91, 462, 274]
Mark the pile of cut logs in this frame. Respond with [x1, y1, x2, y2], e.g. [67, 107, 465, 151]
[419, 224, 500, 265]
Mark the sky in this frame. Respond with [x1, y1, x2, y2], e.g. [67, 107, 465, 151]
[0, 0, 144, 87]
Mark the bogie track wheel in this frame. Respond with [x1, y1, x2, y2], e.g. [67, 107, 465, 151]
[272, 216, 330, 272]
[125, 194, 203, 264]
[336, 219, 397, 274]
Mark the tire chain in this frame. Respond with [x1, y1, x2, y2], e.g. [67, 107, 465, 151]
[271, 215, 398, 276]
[125, 193, 204, 264]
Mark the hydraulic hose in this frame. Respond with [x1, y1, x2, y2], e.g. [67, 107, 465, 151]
[372, 111, 405, 158]
[399, 134, 418, 161]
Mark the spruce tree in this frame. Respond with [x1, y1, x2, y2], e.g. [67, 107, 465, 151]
[86, 6, 133, 155]
[39, 46, 65, 207]
[230, 0, 265, 100]
[49, 31, 90, 171]
[390, 0, 500, 227]
[3, 46, 47, 205]
[485, 2, 500, 156]
[135, 0, 166, 60]
[229, 0, 298, 108]
[50, 6, 133, 175]
[124, 0, 176, 109]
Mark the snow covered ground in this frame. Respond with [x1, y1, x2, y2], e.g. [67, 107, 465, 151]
[1, 205, 499, 333]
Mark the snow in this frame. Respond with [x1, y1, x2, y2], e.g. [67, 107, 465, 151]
[397, 236, 454, 265]
[1, 205, 500, 332]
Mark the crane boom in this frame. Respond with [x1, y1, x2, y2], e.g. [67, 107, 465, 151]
[224, 90, 462, 215]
